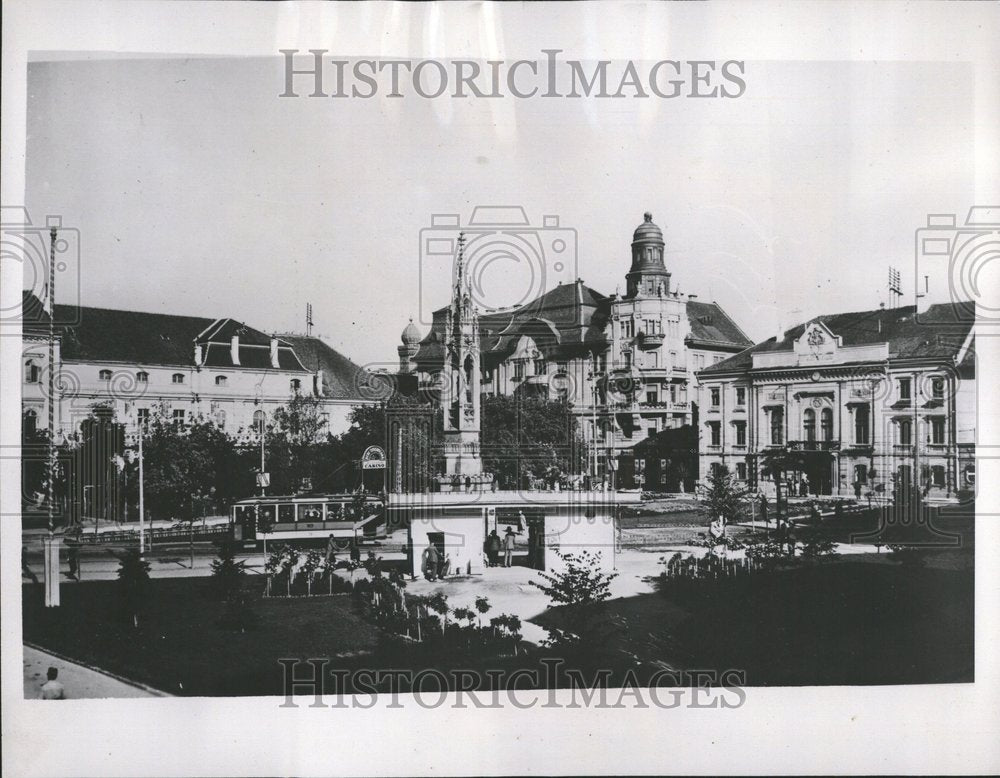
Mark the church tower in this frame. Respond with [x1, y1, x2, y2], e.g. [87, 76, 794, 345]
[625, 212, 671, 298]
[439, 233, 490, 489]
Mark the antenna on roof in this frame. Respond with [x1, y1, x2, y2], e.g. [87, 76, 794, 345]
[306, 303, 313, 336]
[888, 267, 902, 309]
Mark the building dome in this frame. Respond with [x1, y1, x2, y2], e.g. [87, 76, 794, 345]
[632, 212, 664, 245]
[401, 318, 422, 345]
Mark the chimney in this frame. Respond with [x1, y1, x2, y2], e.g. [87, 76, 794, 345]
[270, 337, 280, 368]
[193, 343, 203, 366]
[916, 272, 933, 315]
[230, 334, 240, 365]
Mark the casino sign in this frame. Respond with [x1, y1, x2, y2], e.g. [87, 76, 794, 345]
[361, 445, 387, 470]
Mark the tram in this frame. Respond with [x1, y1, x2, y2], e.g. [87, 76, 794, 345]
[230, 493, 385, 550]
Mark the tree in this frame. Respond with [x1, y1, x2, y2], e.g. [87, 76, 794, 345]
[209, 539, 248, 601]
[530, 551, 618, 652]
[117, 549, 151, 628]
[759, 449, 805, 524]
[481, 396, 586, 488]
[698, 465, 750, 525]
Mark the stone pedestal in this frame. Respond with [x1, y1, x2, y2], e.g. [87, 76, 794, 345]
[42, 536, 61, 608]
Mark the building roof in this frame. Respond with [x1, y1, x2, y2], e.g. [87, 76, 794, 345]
[414, 280, 612, 368]
[699, 302, 976, 376]
[685, 300, 753, 350]
[21, 292, 372, 398]
[277, 334, 373, 400]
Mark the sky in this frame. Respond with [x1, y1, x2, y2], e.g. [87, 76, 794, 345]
[25, 55, 975, 369]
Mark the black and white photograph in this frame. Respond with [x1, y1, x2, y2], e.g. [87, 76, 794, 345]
[2, 1, 998, 775]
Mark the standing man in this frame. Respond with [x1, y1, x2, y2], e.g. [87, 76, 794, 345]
[503, 527, 516, 568]
[486, 529, 501, 567]
[759, 493, 769, 526]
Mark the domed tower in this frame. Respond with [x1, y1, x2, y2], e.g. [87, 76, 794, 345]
[398, 318, 422, 373]
[626, 212, 671, 298]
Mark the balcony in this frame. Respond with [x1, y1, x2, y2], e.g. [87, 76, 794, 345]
[785, 440, 841, 452]
[637, 332, 665, 349]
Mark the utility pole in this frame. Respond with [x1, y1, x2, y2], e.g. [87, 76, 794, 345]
[138, 426, 145, 554]
[42, 226, 61, 607]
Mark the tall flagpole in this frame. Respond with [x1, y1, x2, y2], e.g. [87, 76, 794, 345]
[43, 226, 61, 607]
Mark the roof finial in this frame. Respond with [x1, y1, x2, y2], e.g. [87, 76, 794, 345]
[644, 211, 653, 222]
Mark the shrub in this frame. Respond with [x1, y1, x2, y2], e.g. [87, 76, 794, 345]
[117, 549, 152, 628]
[209, 539, 248, 601]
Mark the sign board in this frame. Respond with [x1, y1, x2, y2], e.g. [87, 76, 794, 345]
[256, 472, 270, 487]
[361, 445, 387, 470]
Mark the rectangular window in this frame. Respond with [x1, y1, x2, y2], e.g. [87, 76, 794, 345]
[931, 466, 946, 487]
[623, 351, 632, 369]
[931, 377, 944, 398]
[695, 354, 705, 370]
[854, 404, 870, 445]
[514, 361, 525, 380]
[278, 504, 295, 524]
[644, 319, 661, 335]
[172, 409, 186, 430]
[647, 427, 657, 439]
[735, 421, 746, 446]
[297, 503, 323, 523]
[735, 387, 746, 406]
[931, 417, 946, 444]
[622, 319, 634, 339]
[669, 385, 677, 403]
[533, 358, 546, 375]
[646, 389, 657, 405]
[710, 422, 721, 446]
[710, 387, 720, 407]
[898, 377, 912, 401]
[557, 361, 568, 373]
[137, 408, 149, 429]
[736, 462, 747, 480]
[172, 373, 185, 384]
[770, 408, 784, 445]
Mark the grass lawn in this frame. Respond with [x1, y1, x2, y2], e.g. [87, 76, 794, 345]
[22, 578, 381, 697]
[534, 553, 974, 686]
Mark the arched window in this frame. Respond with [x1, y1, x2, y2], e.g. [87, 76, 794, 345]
[172, 373, 185, 384]
[99, 369, 113, 381]
[215, 375, 228, 386]
[216, 410, 227, 430]
[23, 408, 38, 437]
[820, 408, 833, 441]
[898, 419, 912, 446]
[803, 408, 816, 442]
[290, 378, 301, 393]
[253, 409, 265, 430]
[24, 359, 40, 384]
[136, 371, 149, 383]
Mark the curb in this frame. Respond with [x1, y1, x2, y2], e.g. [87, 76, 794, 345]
[24, 642, 173, 698]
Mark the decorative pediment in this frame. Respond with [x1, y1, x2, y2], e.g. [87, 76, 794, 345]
[794, 320, 842, 355]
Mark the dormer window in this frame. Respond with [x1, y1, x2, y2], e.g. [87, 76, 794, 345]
[136, 371, 149, 384]
[172, 373, 185, 384]
[215, 375, 228, 386]
[99, 369, 113, 381]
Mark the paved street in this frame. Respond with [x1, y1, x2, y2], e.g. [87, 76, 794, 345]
[23, 644, 167, 699]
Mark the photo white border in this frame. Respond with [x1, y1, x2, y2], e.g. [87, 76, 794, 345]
[2, 1, 998, 775]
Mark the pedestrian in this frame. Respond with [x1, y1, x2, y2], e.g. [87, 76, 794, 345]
[21, 546, 39, 585]
[439, 551, 451, 580]
[786, 520, 797, 556]
[503, 527, 516, 567]
[853, 480, 862, 499]
[421, 542, 439, 581]
[349, 538, 361, 564]
[325, 533, 337, 567]
[39, 667, 65, 700]
[517, 510, 526, 533]
[486, 529, 501, 567]
[759, 493, 769, 526]
[66, 530, 81, 580]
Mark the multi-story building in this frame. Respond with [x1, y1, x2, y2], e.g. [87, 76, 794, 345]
[21, 292, 373, 444]
[696, 301, 976, 502]
[397, 213, 752, 481]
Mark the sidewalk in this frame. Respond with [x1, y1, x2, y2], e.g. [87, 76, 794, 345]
[23, 644, 169, 699]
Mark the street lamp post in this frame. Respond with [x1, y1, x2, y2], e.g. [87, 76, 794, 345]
[42, 226, 61, 607]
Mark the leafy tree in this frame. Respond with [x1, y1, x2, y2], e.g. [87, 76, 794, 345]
[117, 549, 151, 628]
[531, 550, 617, 652]
[481, 396, 586, 488]
[698, 465, 750, 525]
[209, 539, 248, 601]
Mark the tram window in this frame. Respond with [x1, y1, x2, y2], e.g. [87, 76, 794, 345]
[234, 506, 254, 523]
[258, 505, 276, 526]
[297, 503, 323, 522]
[326, 503, 344, 520]
[278, 504, 295, 524]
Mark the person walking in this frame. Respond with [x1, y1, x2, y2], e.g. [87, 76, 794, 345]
[486, 529, 501, 567]
[65, 530, 81, 581]
[39, 667, 65, 700]
[759, 493, 769, 526]
[503, 527, 516, 567]
[421, 542, 439, 581]
[325, 534, 338, 567]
